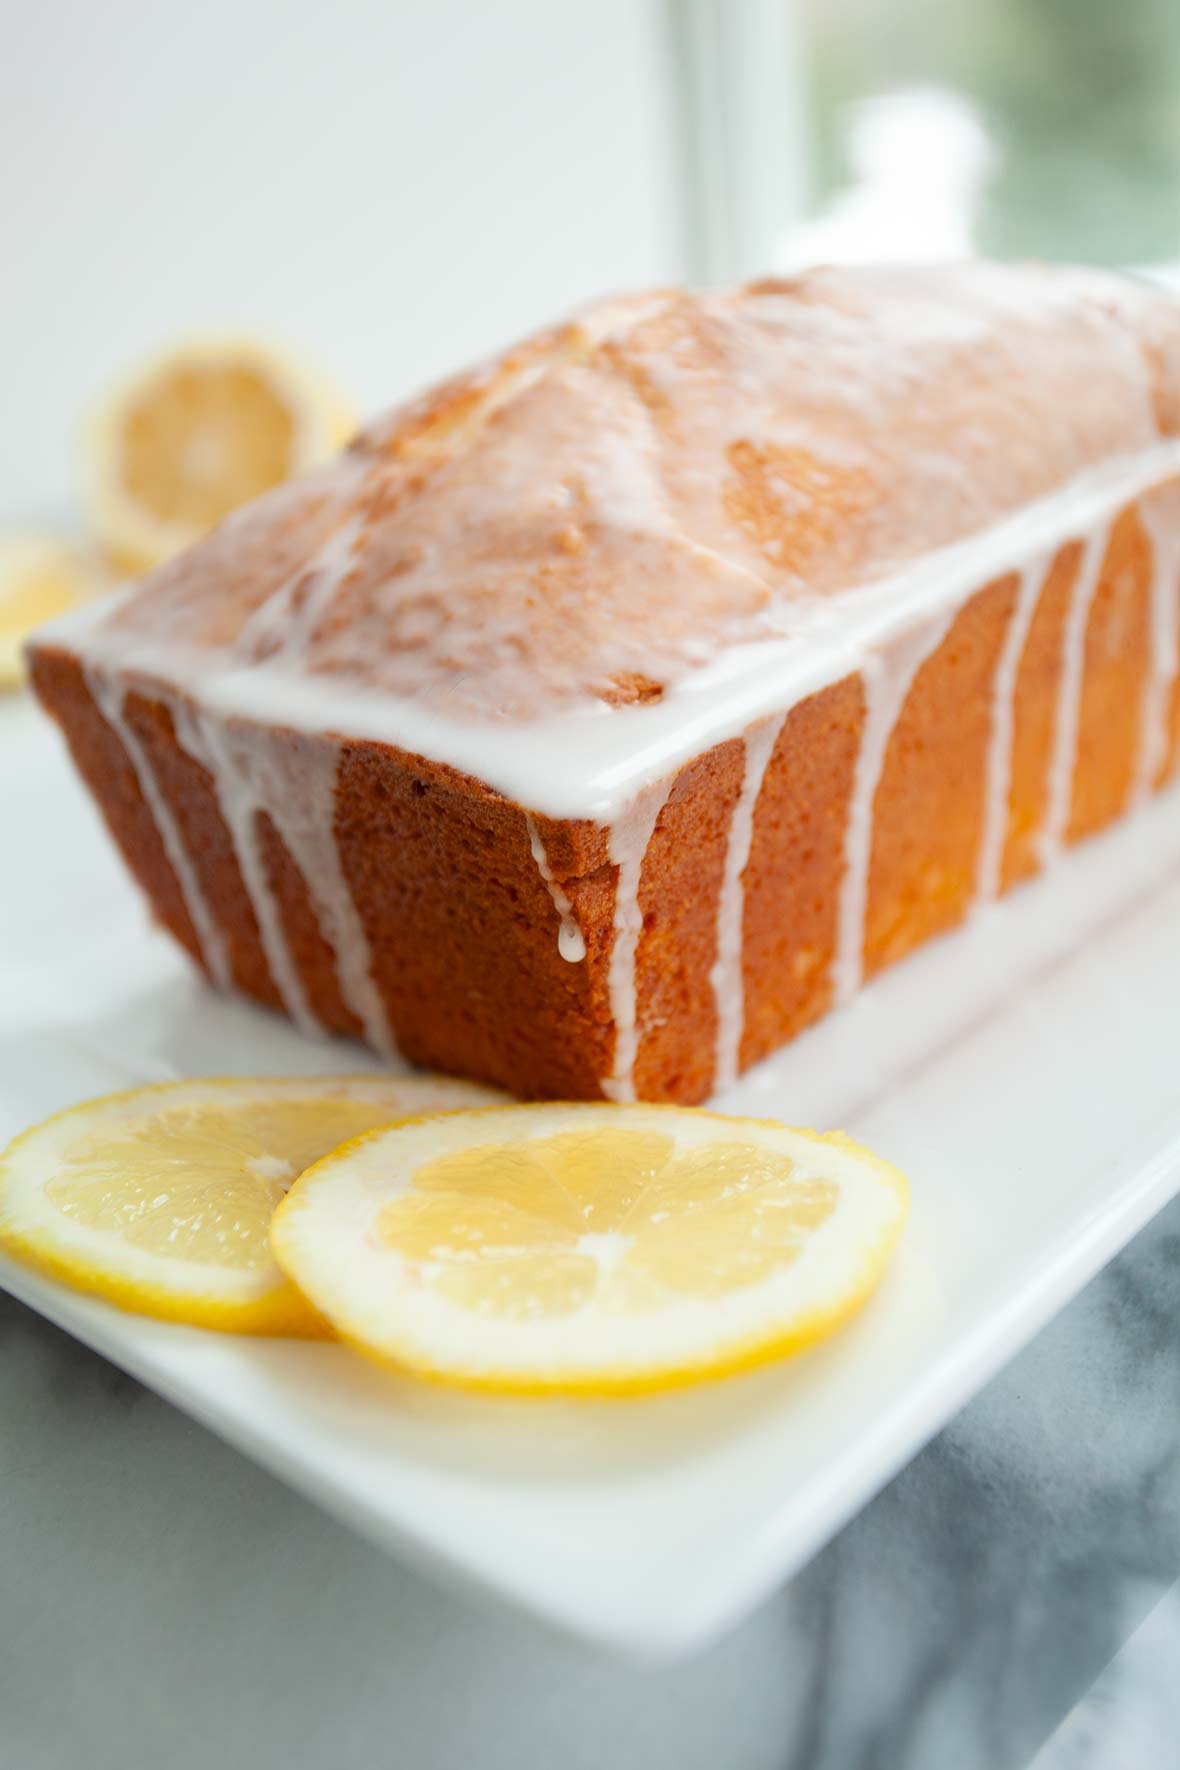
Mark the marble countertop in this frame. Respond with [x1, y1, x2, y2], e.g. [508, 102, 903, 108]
[1032, 1582, 1180, 1769]
[4, 1186, 1179, 1770]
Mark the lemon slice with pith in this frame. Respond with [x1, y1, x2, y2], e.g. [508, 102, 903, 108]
[271, 1104, 909, 1394]
[0, 1074, 498, 1335]
[0, 536, 107, 687]
[85, 336, 356, 573]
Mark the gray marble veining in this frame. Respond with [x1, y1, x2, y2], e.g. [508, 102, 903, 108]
[3, 1194, 1180, 1770]
[1030, 1581, 1180, 1768]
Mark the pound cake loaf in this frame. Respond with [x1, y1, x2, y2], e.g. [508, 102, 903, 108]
[29, 263, 1180, 1101]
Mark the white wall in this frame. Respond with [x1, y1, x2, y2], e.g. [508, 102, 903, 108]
[1, 0, 685, 518]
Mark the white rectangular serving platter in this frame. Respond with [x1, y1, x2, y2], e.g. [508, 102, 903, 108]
[4, 694, 1180, 1658]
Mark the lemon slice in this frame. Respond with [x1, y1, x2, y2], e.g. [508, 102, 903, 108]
[0, 1074, 498, 1335]
[85, 336, 356, 573]
[272, 1104, 909, 1394]
[0, 536, 106, 687]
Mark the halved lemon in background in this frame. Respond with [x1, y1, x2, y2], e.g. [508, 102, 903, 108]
[0, 1074, 498, 1335]
[84, 336, 356, 573]
[272, 1104, 909, 1394]
[0, 535, 107, 687]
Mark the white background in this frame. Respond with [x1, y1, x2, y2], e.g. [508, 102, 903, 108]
[1, 0, 685, 519]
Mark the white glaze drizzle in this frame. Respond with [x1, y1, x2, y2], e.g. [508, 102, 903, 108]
[1038, 522, 1111, 866]
[1132, 496, 1180, 803]
[172, 705, 322, 1037]
[524, 815, 586, 963]
[249, 736, 396, 1051]
[709, 715, 785, 1091]
[601, 782, 672, 1102]
[975, 555, 1050, 905]
[53, 443, 1180, 825]
[236, 507, 368, 665]
[833, 610, 957, 1007]
[84, 663, 232, 991]
[168, 705, 395, 1050]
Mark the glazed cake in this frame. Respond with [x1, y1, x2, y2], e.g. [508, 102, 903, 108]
[29, 264, 1180, 1102]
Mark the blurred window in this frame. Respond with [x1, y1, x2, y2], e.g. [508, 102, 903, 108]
[794, 0, 1180, 268]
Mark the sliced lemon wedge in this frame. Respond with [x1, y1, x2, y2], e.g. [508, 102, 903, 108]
[85, 336, 356, 573]
[0, 535, 106, 687]
[0, 1074, 498, 1335]
[272, 1104, 909, 1394]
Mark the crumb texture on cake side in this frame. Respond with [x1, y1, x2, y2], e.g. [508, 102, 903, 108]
[27, 263, 1180, 1102]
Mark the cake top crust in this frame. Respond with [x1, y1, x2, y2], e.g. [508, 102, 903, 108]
[90, 262, 1180, 720]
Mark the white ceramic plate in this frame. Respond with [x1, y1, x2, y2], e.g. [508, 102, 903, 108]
[4, 696, 1180, 1658]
